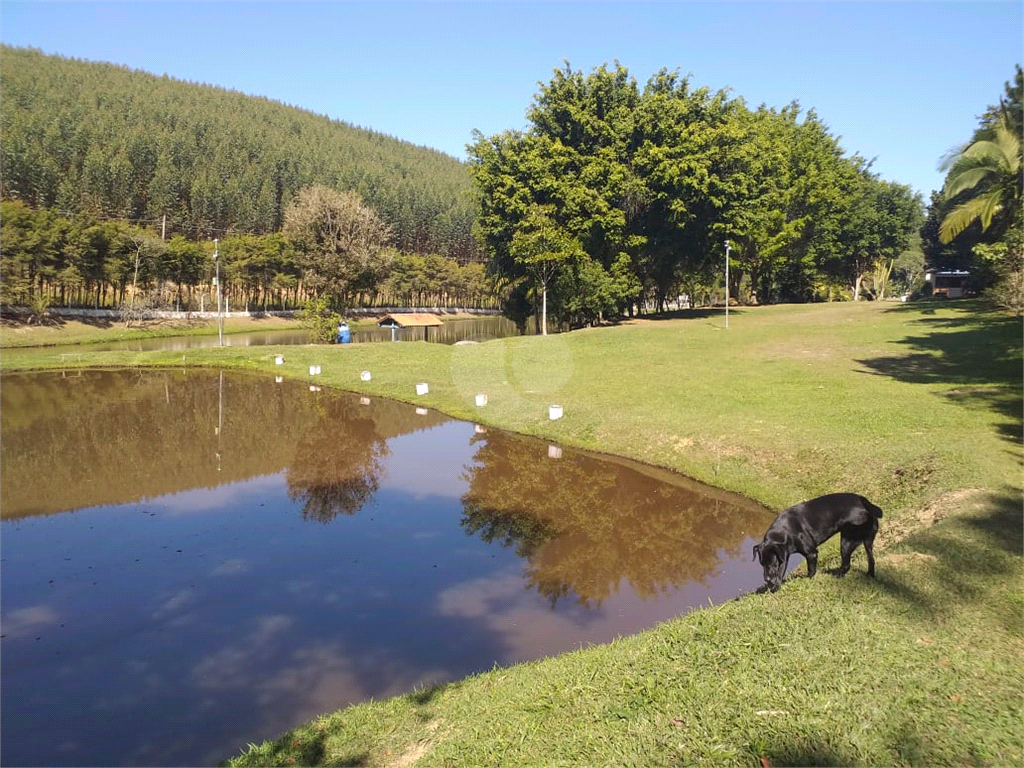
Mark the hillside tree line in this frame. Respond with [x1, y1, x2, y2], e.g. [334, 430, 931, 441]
[0, 197, 495, 315]
[0, 46, 481, 260]
[5, 50, 1015, 326]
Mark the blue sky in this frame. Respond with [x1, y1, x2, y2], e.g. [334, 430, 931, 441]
[1, 0, 1021, 198]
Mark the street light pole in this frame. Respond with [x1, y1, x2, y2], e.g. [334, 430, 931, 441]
[724, 240, 730, 330]
[214, 238, 223, 346]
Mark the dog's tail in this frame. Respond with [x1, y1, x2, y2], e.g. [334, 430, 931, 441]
[860, 496, 884, 518]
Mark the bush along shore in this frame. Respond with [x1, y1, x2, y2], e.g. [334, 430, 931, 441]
[2, 299, 1021, 767]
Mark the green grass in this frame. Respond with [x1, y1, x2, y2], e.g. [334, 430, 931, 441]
[0, 314, 304, 348]
[2, 299, 1021, 767]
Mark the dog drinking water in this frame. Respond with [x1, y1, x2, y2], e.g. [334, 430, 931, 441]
[753, 492, 883, 592]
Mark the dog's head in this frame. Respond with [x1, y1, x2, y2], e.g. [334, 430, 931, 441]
[752, 541, 788, 592]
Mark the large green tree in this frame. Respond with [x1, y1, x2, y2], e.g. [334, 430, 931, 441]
[817, 168, 923, 300]
[470, 61, 885, 315]
[282, 185, 393, 307]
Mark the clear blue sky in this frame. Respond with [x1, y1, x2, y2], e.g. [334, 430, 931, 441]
[1, 0, 1021, 198]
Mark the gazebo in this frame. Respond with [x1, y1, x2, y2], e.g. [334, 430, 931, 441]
[376, 313, 444, 341]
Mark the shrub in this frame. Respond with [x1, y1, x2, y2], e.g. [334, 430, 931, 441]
[297, 296, 342, 343]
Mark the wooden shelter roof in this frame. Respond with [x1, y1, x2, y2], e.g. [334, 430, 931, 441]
[377, 313, 444, 328]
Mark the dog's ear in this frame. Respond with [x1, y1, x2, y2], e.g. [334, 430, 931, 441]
[752, 543, 761, 562]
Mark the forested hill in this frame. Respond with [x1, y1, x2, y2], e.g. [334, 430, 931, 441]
[0, 46, 480, 260]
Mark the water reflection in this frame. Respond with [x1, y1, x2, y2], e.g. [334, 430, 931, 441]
[0, 369, 445, 518]
[0, 370, 772, 768]
[285, 399, 389, 522]
[462, 431, 757, 608]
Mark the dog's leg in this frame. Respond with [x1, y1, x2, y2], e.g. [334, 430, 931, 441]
[805, 549, 818, 578]
[864, 535, 876, 577]
[837, 534, 860, 576]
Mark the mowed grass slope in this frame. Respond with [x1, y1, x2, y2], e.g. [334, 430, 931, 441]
[2, 300, 1021, 766]
[0, 314, 304, 348]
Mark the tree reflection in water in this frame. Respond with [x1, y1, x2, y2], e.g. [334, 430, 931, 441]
[285, 398, 389, 522]
[461, 430, 769, 609]
[1, 368, 769, 599]
[0, 369, 445, 521]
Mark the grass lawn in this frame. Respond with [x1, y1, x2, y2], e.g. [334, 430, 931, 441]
[2, 299, 1021, 767]
[0, 314, 304, 348]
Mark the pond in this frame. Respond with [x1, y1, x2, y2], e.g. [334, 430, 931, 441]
[0, 369, 773, 767]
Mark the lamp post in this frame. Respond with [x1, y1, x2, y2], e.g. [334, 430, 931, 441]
[214, 238, 223, 346]
[724, 240, 731, 330]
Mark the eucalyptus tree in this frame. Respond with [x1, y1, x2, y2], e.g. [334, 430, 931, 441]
[0, 199, 53, 304]
[158, 235, 205, 309]
[217, 232, 299, 311]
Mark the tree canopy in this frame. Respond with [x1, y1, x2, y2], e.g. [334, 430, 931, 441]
[282, 184, 393, 306]
[469, 62, 924, 322]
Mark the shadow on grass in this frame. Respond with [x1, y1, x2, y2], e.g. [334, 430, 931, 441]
[760, 715, 998, 767]
[632, 307, 746, 322]
[1, 312, 70, 328]
[761, 738, 855, 767]
[857, 305, 1023, 443]
[405, 679, 466, 708]
[408, 678, 461, 706]
[69, 315, 118, 328]
[862, 304, 1021, 384]
[869, 489, 1023, 632]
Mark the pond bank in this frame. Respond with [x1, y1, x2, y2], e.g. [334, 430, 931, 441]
[0, 310, 499, 349]
[2, 300, 1021, 767]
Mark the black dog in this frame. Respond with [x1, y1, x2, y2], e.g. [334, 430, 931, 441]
[753, 493, 883, 592]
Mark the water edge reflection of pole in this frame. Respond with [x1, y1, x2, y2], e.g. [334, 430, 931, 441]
[216, 369, 223, 472]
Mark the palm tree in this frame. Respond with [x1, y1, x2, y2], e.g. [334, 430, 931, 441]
[939, 114, 1023, 244]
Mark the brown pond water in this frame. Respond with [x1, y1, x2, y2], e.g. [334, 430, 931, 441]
[0, 369, 773, 767]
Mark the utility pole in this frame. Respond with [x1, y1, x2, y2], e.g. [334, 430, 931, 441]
[214, 238, 223, 346]
[161, 214, 166, 241]
[724, 240, 731, 330]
